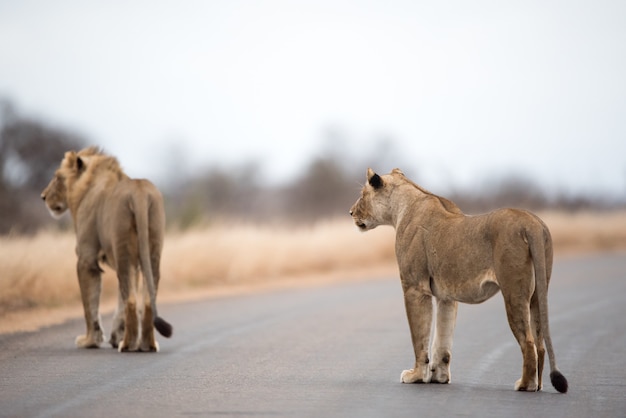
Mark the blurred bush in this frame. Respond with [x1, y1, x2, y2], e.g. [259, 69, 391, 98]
[1, 97, 623, 235]
[0, 99, 86, 234]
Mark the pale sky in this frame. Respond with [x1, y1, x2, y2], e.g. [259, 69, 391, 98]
[1, 0, 625, 197]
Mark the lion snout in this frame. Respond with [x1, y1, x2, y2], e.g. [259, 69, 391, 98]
[349, 209, 367, 230]
[351, 217, 368, 230]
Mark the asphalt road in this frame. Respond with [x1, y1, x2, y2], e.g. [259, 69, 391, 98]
[1, 253, 625, 417]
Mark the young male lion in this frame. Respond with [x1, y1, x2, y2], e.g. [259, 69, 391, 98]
[350, 168, 568, 393]
[41, 147, 172, 352]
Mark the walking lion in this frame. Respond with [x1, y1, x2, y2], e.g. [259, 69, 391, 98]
[41, 147, 172, 352]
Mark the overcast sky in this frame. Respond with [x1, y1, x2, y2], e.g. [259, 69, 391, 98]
[1, 0, 625, 196]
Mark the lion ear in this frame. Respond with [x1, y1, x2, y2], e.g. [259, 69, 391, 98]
[64, 151, 89, 174]
[63, 151, 78, 169]
[367, 168, 383, 189]
[75, 155, 93, 174]
[391, 168, 404, 176]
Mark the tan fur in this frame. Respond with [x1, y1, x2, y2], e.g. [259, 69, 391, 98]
[41, 146, 172, 352]
[350, 168, 568, 393]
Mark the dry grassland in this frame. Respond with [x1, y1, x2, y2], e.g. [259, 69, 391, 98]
[539, 210, 626, 252]
[1, 211, 625, 332]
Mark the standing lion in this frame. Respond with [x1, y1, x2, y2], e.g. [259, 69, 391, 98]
[41, 147, 172, 352]
[350, 168, 567, 393]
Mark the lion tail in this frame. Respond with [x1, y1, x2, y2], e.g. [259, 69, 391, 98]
[133, 187, 173, 339]
[527, 223, 567, 393]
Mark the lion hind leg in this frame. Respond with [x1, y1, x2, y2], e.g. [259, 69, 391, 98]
[530, 291, 545, 390]
[118, 297, 139, 352]
[514, 343, 539, 392]
[139, 298, 159, 352]
[503, 293, 539, 392]
[118, 265, 140, 352]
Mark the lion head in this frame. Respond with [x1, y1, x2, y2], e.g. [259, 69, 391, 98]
[41, 171, 69, 219]
[350, 168, 463, 232]
[349, 168, 402, 231]
[41, 146, 113, 219]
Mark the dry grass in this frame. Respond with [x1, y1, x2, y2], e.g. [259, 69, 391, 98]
[160, 220, 396, 290]
[0, 219, 396, 319]
[1, 211, 625, 331]
[0, 232, 79, 313]
[540, 210, 626, 253]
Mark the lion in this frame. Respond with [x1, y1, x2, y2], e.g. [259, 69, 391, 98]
[350, 168, 568, 393]
[41, 146, 173, 352]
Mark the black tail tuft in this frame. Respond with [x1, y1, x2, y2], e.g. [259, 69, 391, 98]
[550, 370, 568, 393]
[154, 316, 173, 338]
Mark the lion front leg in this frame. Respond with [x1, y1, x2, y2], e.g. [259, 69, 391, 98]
[109, 291, 125, 348]
[400, 287, 433, 384]
[75, 256, 105, 348]
[430, 299, 458, 384]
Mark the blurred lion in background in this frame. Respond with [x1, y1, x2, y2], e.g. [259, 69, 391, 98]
[41, 146, 172, 351]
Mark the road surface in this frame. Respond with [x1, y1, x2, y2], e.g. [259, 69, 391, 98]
[1, 253, 625, 417]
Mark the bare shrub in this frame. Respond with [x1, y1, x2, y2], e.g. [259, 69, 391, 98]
[0, 99, 86, 234]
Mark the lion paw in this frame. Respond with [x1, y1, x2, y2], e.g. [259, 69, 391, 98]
[138, 340, 159, 353]
[430, 365, 451, 384]
[109, 326, 124, 348]
[401, 368, 430, 384]
[515, 378, 538, 392]
[117, 335, 139, 352]
[118, 341, 134, 352]
[109, 332, 122, 349]
[75, 332, 103, 348]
